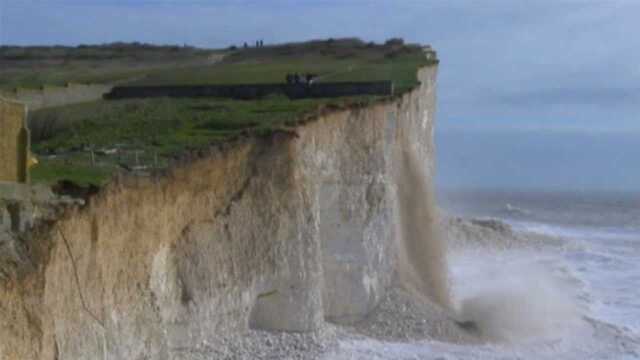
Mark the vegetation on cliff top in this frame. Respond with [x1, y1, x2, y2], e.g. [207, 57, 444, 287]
[0, 43, 222, 90]
[130, 38, 434, 94]
[19, 38, 436, 186]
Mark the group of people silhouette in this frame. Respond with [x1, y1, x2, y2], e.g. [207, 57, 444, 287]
[285, 73, 318, 85]
[243, 40, 264, 49]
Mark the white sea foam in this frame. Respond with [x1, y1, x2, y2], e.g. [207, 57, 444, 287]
[453, 254, 581, 343]
[329, 242, 640, 359]
[328, 199, 640, 359]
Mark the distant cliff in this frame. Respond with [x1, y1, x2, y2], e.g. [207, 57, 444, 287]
[0, 60, 439, 359]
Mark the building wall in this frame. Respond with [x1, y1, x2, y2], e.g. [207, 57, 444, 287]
[0, 98, 29, 183]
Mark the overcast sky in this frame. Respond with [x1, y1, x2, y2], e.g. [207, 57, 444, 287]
[1, 0, 639, 132]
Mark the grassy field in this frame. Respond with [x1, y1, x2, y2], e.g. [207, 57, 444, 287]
[30, 161, 115, 187]
[18, 38, 436, 186]
[31, 96, 332, 155]
[29, 95, 376, 185]
[129, 38, 434, 94]
[0, 43, 221, 90]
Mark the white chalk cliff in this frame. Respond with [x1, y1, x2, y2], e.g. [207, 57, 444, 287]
[0, 62, 440, 359]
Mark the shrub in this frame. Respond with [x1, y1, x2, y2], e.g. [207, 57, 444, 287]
[385, 38, 404, 47]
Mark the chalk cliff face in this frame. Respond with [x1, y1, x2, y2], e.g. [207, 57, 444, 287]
[0, 65, 438, 359]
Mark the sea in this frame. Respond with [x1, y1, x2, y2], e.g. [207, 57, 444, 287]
[328, 189, 640, 359]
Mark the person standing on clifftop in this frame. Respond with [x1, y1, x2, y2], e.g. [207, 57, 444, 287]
[306, 73, 316, 85]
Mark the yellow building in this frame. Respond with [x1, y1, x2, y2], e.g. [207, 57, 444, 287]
[0, 98, 30, 183]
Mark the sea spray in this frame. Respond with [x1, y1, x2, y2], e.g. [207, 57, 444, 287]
[452, 251, 582, 343]
[395, 148, 451, 308]
[392, 148, 581, 342]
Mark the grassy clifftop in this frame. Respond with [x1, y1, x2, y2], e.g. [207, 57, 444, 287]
[129, 38, 434, 94]
[20, 38, 436, 186]
[0, 42, 221, 90]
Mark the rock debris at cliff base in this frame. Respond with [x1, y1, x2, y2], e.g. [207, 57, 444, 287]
[176, 326, 338, 360]
[174, 286, 476, 360]
[347, 286, 477, 344]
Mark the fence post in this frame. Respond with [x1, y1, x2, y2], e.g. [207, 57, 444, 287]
[0, 98, 30, 183]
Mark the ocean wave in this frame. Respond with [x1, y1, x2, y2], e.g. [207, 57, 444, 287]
[511, 220, 640, 242]
[441, 215, 567, 252]
[501, 203, 532, 216]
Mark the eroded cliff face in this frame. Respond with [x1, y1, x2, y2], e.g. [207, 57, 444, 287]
[0, 65, 438, 359]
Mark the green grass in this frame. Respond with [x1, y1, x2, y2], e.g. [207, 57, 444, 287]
[1, 39, 434, 93]
[30, 96, 324, 153]
[31, 160, 113, 186]
[0, 61, 207, 91]
[129, 41, 433, 94]
[0, 43, 223, 90]
[29, 96, 334, 185]
[22, 38, 436, 186]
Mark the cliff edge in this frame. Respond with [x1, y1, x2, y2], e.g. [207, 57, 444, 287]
[0, 62, 442, 359]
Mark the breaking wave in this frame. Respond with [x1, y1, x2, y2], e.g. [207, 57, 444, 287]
[334, 211, 640, 359]
[454, 255, 581, 342]
[391, 147, 586, 346]
[502, 203, 531, 216]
